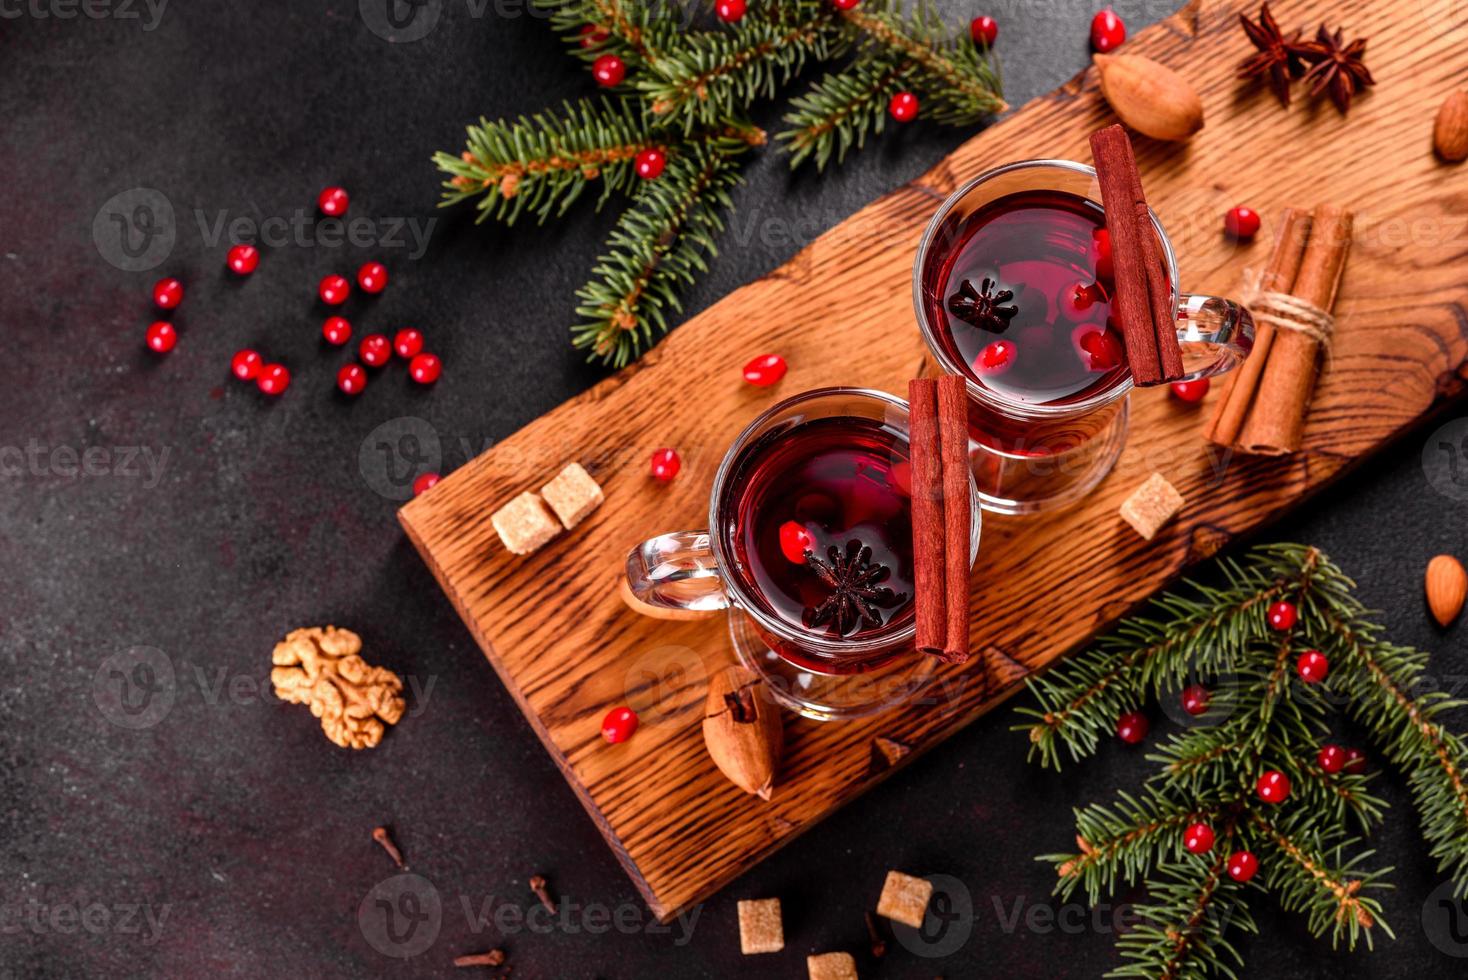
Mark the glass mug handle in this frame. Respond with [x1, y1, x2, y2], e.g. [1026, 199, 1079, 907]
[1172, 293, 1255, 382]
[622, 531, 729, 619]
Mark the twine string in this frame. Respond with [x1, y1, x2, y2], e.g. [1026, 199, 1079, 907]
[1240, 267, 1335, 348]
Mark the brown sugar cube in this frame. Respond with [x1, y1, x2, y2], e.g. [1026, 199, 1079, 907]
[491, 492, 561, 555]
[876, 870, 932, 929]
[1119, 472, 1186, 541]
[736, 898, 784, 954]
[540, 462, 604, 530]
[806, 952, 858, 980]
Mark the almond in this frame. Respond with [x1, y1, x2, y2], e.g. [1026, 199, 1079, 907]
[1426, 554, 1467, 626]
[1093, 53, 1204, 142]
[702, 665, 783, 800]
[1434, 92, 1468, 163]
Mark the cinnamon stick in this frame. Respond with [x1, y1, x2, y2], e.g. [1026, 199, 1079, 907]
[908, 379, 947, 660]
[936, 376, 972, 666]
[1130, 171, 1183, 380]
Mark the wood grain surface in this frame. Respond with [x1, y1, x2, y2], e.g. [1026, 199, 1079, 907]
[400, 0, 1468, 922]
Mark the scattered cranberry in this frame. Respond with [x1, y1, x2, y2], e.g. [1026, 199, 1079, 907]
[1090, 8, 1126, 52]
[779, 521, 814, 564]
[231, 349, 263, 381]
[1266, 599, 1297, 631]
[409, 353, 442, 384]
[578, 24, 609, 47]
[145, 321, 176, 353]
[357, 261, 388, 294]
[323, 316, 353, 346]
[715, 0, 745, 22]
[337, 363, 368, 396]
[970, 15, 997, 46]
[830, 0, 859, 9]
[1342, 747, 1367, 774]
[1256, 769, 1291, 803]
[1226, 851, 1259, 883]
[359, 334, 392, 368]
[1296, 649, 1329, 684]
[1075, 326, 1123, 372]
[1183, 822, 1215, 854]
[601, 705, 639, 743]
[592, 54, 625, 87]
[152, 277, 184, 310]
[1224, 207, 1261, 240]
[393, 328, 424, 360]
[227, 244, 260, 275]
[635, 148, 666, 180]
[650, 447, 681, 482]
[1181, 684, 1210, 717]
[318, 186, 350, 217]
[1060, 281, 1097, 320]
[1317, 743, 1346, 774]
[889, 91, 919, 123]
[412, 472, 440, 496]
[1170, 378, 1211, 403]
[257, 363, 291, 396]
[743, 353, 787, 386]
[319, 274, 350, 306]
[974, 339, 1016, 376]
[1116, 711, 1149, 744]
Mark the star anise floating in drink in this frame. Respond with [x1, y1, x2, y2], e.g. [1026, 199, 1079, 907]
[1235, 3, 1372, 115]
[803, 539, 906, 635]
[947, 277, 1018, 332]
[1297, 26, 1375, 115]
[1236, 2, 1309, 106]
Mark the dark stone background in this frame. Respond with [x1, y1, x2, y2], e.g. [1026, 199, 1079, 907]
[2, 1, 1465, 977]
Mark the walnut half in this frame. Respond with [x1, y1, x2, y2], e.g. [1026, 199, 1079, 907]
[271, 626, 406, 749]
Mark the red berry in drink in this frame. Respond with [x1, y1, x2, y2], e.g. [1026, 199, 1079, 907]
[1256, 769, 1291, 803]
[779, 520, 814, 564]
[1296, 649, 1329, 684]
[650, 447, 681, 481]
[1060, 281, 1096, 320]
[357, 261, 388, 294]
[393, 328, 424, 360]
[1225, 207, 1261, 240]
[152, 276, 184, 309]
[231, 349, 263, 381]
[1170, 378, 1211, 402]
[831, 0, 859, 9]
[1343, 747, 1367, 774]
[635, 148, 666, 180]
[1181, 684, 1210, 716]
[743, 353, 787, 386]
[1116, 711, 1149, 744]
[715, 0, 745, 22]
[578, 24, 609, 47]
[970, 15, 997, 46]
[257, 363, 290, 396]
[1090, 9, 1125, 52]
[1183, 822, 1215, 854]
[413, 472, 440, 496]
[323, 316, 353, 346]
[318, 186, 349, 217]
[319, 274, 350, 305]
[1075, 326, 1123, 372]
[359, 334, 392, 368]
[227, 244, 259, 275]
[409, 352, 442, 384]
[1317, 743, 1346, 773]
[601, 705, 638, 743]
[145, 321, 176, 353]
[592, 54, 625, 87]
[889, 91, 919, 123]
[974, 339, 1016, 376]
[337, 363, 368, 396]
[1266, 599, 1297, 631]
[1226, 851, 1259, 882]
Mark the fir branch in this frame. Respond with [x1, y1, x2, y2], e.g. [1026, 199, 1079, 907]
[535, 0, 678, 64]
[1249, 810, 1392, 948]
[1112, 856, 1253, 980]
[779, 54, 915, 169]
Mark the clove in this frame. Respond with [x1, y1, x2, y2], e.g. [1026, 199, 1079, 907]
[864, 910, 888, 958]
[372, 826, 407, 870]
[528, 874, 557, 915]
[453, 949, 506, 968]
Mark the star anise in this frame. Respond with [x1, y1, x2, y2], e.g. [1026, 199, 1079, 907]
[1236, 2, 1311, 106]
[947, 277, 1017, 332]
[803, 539, 906, 636]
[1297, 24, 1374, 116]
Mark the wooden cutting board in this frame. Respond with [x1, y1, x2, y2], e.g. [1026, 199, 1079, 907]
[400, 0, 1468, 921]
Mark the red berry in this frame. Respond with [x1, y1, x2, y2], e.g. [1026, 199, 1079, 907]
[889, 91, 919, 123]
[601, 705, 638, 744]
[393, 328, 424, 360]
[152, 277, 184, 310]
[1093, 226, 1112, 262]
[974, 339, 1016, 376]
[1224, 207, 1261, 240]
[409, 353, 442, 384]
[318, 186, 349, 217]
[1256, 769, 1291, 803]
[1116, 711, 1149, 744]
[1181, 684, 1210, 717]
[145, 321, 176, 354]
[227, 244, 259, 275]
[337, 363, 368, 396]
[969, 15, 997, 46]
[231, 349, 263, 381]
[357, 261, 388, 294]
[1090, 8, 1126, 52]
[743, 353, 787, 386]
[1317, 743, 1346, 774]
[578, 24, 609, 47]
[1183, 822, 1215, 854]
[359, 334, 392, 368]
[257, 363, 290, 396]
[319, 274, 350, 305]
[830, 0, 859, 9]
[1170, 378, 1211, 403]
[1226, 851, 1259, 883]
[323, 316, 353, 346]
[1296, 649, 1329, 684]
[592, 54, 625, 87]
[779, 521, 814, 564]
[1060, 281, 1097, 320]
[650, 447, 681, 482]
[635, 148, 666, 180]
[1343, 747, 1367, 774]
[715, 0, 745, 22]
[1075, 326, 1123, 372]
[1266, 600, 1297, 631]
[412, 472, 440, 497]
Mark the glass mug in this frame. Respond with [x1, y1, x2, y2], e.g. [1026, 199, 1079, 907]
[913, 159, 1255, 514]
[623, 387, 981, 721]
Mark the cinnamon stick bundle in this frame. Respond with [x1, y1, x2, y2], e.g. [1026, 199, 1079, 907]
[908, 377, 971, 665]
